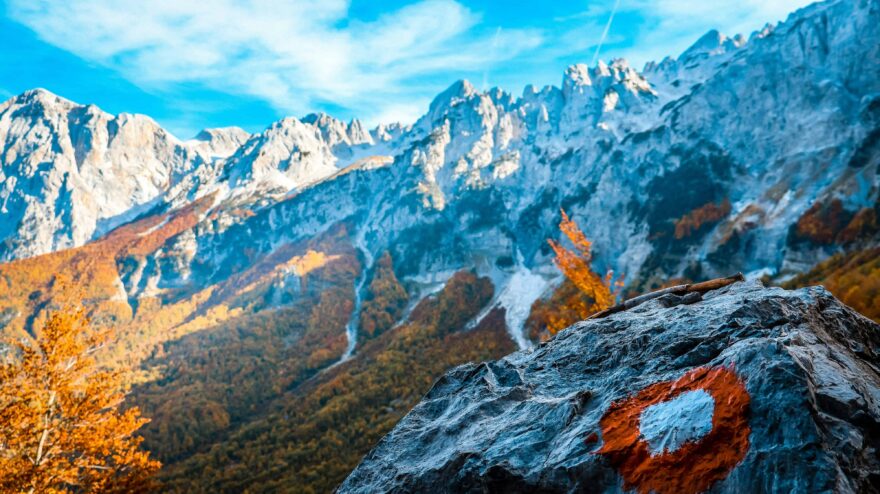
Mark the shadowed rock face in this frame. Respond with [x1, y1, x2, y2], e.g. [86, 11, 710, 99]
[339, 281, 880, 493]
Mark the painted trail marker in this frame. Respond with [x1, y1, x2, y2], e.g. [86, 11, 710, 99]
[597, 366, 751, 494]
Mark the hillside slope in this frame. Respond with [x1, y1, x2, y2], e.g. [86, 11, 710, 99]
[0, 0, 878, 491]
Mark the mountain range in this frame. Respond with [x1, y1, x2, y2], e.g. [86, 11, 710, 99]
[0, 0, 878, 490]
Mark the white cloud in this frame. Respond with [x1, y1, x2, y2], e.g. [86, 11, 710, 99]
[370, 100, 431, 127]
[8, 0, 541, 126]
[604, 0, 816, 66]
[591, 0, 622, 65]
[7, 0, 816, 128]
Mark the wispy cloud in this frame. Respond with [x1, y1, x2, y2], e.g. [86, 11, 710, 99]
[591, 0, 621, 66]
[481, 27, 504, 91]
[5, 0, 815, 129]
[7, 0, 541, 125]
[606, 0, 815, 65]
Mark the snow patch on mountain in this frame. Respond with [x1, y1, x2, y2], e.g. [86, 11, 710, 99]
[1, 0, 878, 359]
[496, 264, 551, 350]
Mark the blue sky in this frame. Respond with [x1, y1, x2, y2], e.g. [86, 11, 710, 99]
[0, 0, 813, 138]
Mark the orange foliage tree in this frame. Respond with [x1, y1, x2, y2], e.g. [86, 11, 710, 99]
[674, 199, 731, 239]
[0, 310, 160, 493]
[794, 198, 851, 245]
[545, 210, 621, 335]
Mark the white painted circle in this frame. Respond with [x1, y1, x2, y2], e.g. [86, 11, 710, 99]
[638, 389, 715, 456]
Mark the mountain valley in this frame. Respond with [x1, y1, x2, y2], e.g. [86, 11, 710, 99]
[1, 0, 879, 491]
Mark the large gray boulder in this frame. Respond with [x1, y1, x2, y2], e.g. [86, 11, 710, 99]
[339, 281, 880, 493]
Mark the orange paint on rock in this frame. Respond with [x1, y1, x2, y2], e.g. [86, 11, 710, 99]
[597, 367, 750, 494]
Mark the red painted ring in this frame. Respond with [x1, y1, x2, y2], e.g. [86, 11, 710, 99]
[596, 366, 751, 494]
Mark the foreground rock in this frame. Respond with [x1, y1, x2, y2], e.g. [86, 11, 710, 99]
[340, 281, 880, 493]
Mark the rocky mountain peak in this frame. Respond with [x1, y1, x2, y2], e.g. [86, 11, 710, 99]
[193, 126, 250, 144]
[750, 22, 776, 42]
[680, 29, 746, 63]
[0, 0, 877, 306]
[0, 88, 197, 260]
[301, 112, 376, 148]
[563, 64, 593, 91]
[189, 127, 252, 160]
[372, 121, 408, 143]
[221, 116, 337, 192]
[425, 79, 480, 123]
[555, 58, 657, 134]
[6, 87, 76, 112]
[0, 0, 879, 491]
[570, 58, 653, 98]
[346, 119, 373, 146]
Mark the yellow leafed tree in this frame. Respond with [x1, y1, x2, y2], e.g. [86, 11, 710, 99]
[545, 209, 621, 335]
[0, 310, 160, 493]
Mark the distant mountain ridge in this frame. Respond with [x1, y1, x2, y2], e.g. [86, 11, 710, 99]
[0, 0, 878, 491]
[1, 0, 878, 350]
[0, 88, 408, 262]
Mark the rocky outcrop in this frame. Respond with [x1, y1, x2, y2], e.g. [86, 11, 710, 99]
[0, 90, 402, 261]
[0, 89, 196, 260]
[340, 281, 880, 493]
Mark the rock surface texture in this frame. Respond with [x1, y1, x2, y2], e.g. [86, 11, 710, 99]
[340, 281, 880, 493]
